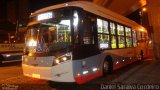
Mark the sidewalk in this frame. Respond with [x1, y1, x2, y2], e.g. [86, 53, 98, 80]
[100, 58, 160, 84]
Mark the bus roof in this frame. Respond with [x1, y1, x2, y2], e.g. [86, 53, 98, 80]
[30, 1, 147, 33]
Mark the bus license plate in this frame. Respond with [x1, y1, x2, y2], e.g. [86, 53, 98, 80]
[32, 74, 40, 79]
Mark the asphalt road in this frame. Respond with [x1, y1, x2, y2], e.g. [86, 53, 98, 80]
[0, 59, 160, 90]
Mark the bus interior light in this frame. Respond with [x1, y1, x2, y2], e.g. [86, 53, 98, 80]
[73, 11, 78, 26]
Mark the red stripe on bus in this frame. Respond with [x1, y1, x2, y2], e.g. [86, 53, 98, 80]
[75, 71, 102, 84]
[113, 60, 137, 70]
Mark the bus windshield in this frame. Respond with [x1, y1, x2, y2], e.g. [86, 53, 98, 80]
[26, 19, 71, 53]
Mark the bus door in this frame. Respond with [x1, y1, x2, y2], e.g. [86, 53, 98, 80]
[73, 11, 99, 60]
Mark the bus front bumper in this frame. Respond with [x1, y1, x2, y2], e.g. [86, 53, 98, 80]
[22, 62, 75, 82]
[22, 64, 53, 80]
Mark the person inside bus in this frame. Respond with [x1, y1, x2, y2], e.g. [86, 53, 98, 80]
[58, 34, 64, 42]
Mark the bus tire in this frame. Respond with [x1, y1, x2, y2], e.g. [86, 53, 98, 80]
[102, 56, 113, 76]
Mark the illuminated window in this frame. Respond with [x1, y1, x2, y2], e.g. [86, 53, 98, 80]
[132, 31, 137, 47]
[126, 37, 132, 47]
[117, 24, 125, 48]
[103, 20, 109, 34]
[117, 25, 124, 35]
[125, 27, 132, 47]
[58, 20, 71, 42]
[97, 18, 110, 49]
[97, 19, 103, 33]
[39, 20, 71, 43]
[110, 22, 116, 35]
[111, 36, 117, 49]
[26, 19, 71, 52]
[97, 19, 109, 34]
[125, 27, 131, 37]
[109, 22, 117, 49]
[118, 36, 125, 48]
[98, 34, 110, 49]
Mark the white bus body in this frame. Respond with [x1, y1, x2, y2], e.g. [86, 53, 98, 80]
[22, 1, 148, 84]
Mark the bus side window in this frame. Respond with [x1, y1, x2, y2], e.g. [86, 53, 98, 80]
[97, 18, 110, 49]
[110, 22, 117, 49]
[125, 27, 132, 47]
[132, 30, 137, 47]
[82, 16, 94, 45]
[117, 24, 125, 48]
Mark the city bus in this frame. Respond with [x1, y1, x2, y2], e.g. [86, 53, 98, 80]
[22, 1, 149, 84]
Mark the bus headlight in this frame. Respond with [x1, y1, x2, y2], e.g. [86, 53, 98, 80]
[53, 53, 72, 65]
[27, 39, 37, 47]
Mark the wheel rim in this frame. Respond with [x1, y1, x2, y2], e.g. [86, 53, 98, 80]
[103, 61, 109, 71]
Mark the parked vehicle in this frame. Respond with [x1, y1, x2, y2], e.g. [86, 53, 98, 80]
[0, 43, 24, 64]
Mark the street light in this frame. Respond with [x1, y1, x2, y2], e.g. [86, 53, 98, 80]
[140, 7, 147, 25]
[142, 7, 147, 12]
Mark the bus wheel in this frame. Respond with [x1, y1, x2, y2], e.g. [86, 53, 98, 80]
[102, 56, 113, 76]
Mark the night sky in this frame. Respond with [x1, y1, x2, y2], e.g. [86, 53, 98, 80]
[0, 0, 71, 30]
[0, 0, 71, 21]
[30, 0, 71, 12]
